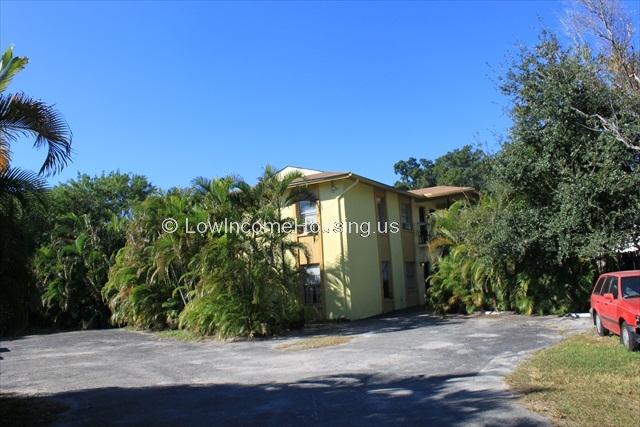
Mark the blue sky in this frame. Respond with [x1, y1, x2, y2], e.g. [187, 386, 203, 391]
[0, 1, 606, 188]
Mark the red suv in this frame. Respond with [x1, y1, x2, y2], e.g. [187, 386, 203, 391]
[590, 271, 640, 351]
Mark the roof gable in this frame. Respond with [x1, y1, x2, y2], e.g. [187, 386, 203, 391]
[287, 167, 478, 200]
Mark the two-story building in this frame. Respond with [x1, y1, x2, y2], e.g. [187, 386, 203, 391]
[279, 166, 477, 321]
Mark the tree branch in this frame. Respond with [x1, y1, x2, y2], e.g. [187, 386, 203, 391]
[572, 106, 640, 152]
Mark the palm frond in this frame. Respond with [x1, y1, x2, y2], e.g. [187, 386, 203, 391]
[0, 166, 47, 207]
[0, 46, 28, 93]
[0, 93, 72, 175]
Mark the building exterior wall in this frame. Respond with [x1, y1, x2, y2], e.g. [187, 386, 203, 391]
[284, 170, 474, 322]
[318, 180, 351, 320]
[343, 182, 382, 319]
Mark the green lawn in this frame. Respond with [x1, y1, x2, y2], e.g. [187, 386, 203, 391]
[507, 332, 640, 427]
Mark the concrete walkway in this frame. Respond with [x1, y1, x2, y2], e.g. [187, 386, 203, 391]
[0, 312, 590, 426]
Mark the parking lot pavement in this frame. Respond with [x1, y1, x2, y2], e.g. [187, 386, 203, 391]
[1, 312, 591, 426]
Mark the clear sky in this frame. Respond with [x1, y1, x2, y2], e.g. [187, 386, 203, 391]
[0, 1, 602, 188]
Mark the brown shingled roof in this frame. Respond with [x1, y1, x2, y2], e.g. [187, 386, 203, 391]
[287, 168, 477, 200]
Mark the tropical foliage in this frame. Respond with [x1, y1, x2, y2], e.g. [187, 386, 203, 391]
[394, 145, 492, 191]
[0, 46, 72, 176]
[103, 167, 312, 338]
[426, 200, 507, 314]
[0, 46, 72, 334]
[3, 0, 639, 336]
[425, 14, 640, 315]
[427, 198, 597, 315]
[33, 173, 154, 328]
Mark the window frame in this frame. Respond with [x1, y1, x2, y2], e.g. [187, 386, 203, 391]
[593, 277, 606, 295]
[376, 195, 387, 231]
[601, 277, 613, 295]
[417, 206, 429, 244]
[400, 202, 412, 231]
[621, 276, 640, 299]
[609, 277, 619, 300]
[302, 263, 321, 306]
[297, 200, 318, 234]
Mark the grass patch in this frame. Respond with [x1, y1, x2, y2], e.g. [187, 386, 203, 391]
[507, 332, 640, 427]
[153, 329, 208, 342]
[0, 393, 68, 426]
[275, 336, 352, 351]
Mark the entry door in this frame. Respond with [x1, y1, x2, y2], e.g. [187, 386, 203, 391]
[405, 262, 419, 307]
[381, 261, 394, 313]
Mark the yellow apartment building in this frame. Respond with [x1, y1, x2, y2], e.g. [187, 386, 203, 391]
[279, 166, 477, 321]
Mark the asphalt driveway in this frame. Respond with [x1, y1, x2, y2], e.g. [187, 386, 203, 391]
[1, 312, 590, 426]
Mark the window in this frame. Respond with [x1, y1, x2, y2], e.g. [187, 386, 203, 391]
[610, 277, 619, 300]
[418, 207, 428, 244]
[404, 262, 416, 289]
[376, 195, 387, 230]
[302, 264, 321, 305]
[297, 200, 317, 233]
[593, 277, 606, 295]
[602, 277, 618, 298]
[621, 276, 640, 298]
[400, 203, 412, 230]
[601, 277, 611, 295]
[381, 261, 392, 299]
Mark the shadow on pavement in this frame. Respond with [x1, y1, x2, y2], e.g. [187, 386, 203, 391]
[49, 372, 546, 427]
[286, 308, 463, 339]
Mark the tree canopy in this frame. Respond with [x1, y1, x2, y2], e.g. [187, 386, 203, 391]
[426, 28, 640, 315]
[33, 172, 155, 329]
[394, 145, 492, 191]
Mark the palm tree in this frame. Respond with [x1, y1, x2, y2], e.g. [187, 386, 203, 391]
[0, 46, 72, 176]
[427, 197, 516, 314]
[1, 45, 72, 283]
[254, 165, 315, 285]
[0, 46, 72, 332]
[105, 170, 315, 337]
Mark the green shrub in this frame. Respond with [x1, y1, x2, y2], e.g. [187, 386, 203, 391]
[104, 168, 309, 338]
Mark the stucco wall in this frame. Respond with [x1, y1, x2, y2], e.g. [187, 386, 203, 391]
[318, 181, 351, 319]
[285, 176, 448, 321]
[342, 181, 383, 320]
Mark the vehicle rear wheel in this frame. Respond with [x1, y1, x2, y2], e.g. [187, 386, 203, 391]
[620, 322, 639, 352]
[595, 313, 609, 336]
